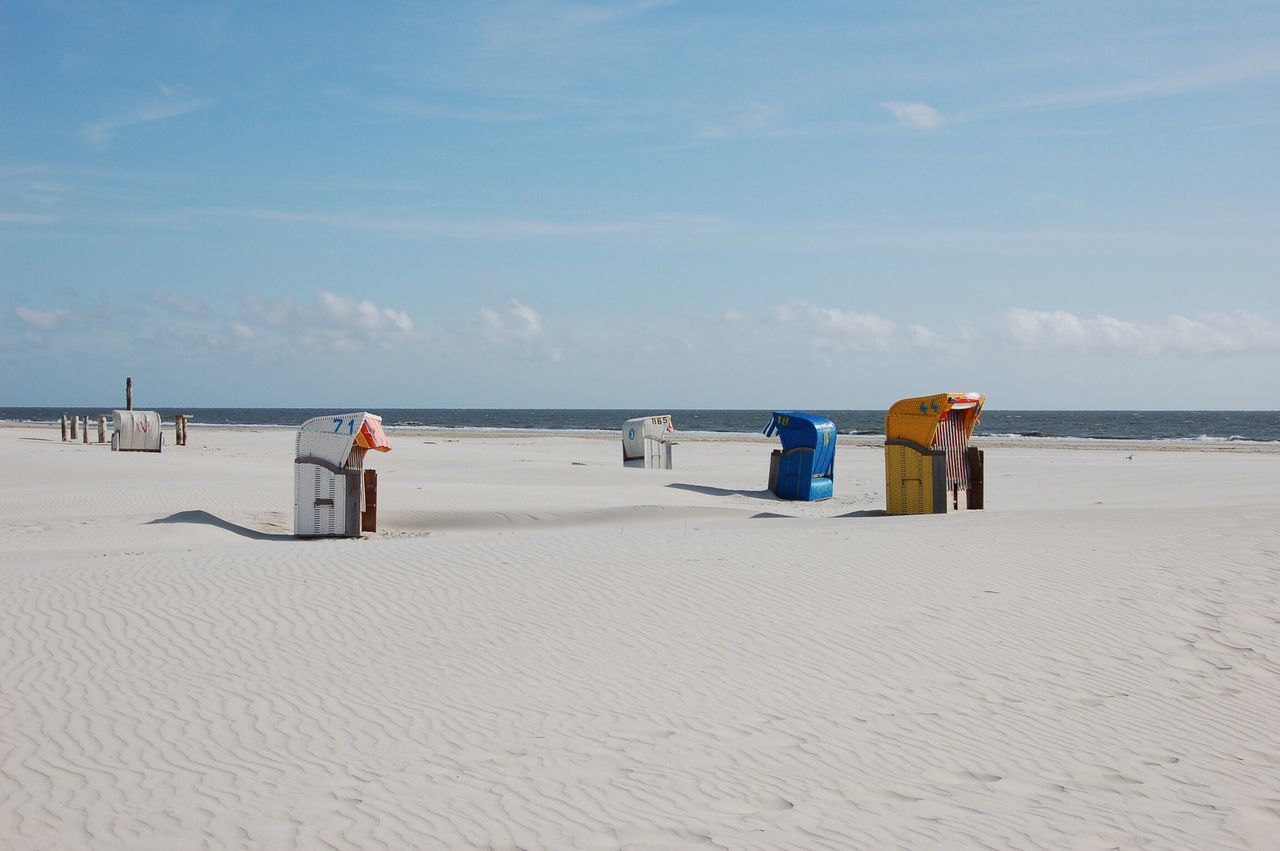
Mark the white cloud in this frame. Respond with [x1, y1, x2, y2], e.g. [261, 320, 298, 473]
[319, 291, 415, 334]
[228, 291, 416, 355]
[16, 306, 70, 330]
[1001, 308, 1280, 355]
[882, 101, 944, 131]
[723, 308, 746, 323]
[772, 302, 911, 352]
[481, 298, 544, 343]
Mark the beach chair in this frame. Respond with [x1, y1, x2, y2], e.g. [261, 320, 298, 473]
[884, 393, 985, 515]
[111, 410, 163, 452]
[622, 415, 676, 469]
[763, 411, 836, 501]
[294, 412, 391, 537]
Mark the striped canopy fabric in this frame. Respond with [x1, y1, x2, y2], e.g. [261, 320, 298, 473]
[355, 415, 392, 452]
[934, 410, 971, 488]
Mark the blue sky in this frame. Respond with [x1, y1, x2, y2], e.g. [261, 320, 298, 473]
[2, 1, 1278, 409]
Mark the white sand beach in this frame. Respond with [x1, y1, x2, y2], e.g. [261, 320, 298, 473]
[2, 422, 1279, 850]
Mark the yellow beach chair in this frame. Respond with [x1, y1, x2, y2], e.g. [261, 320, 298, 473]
[885, 393, 985, 515]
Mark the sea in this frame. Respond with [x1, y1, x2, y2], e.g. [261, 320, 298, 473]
[3, 408, 1278, 444]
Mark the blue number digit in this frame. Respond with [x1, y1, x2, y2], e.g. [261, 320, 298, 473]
[333, 418, 343, 433]
[347, 418, 355, 435]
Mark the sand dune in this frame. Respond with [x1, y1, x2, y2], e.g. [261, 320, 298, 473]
[2, 424, 1279, 849]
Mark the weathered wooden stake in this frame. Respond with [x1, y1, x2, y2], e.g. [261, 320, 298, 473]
[98, 416, 107, 444]
[82, 418, 89, 443]
[361, 469, 379, 533]
[61, 415, 68, 442]
[175, 414, 187, 446]
[126, 376, 133, 411]
[70, 415, 78, 440]
[966, 446, 985, 510]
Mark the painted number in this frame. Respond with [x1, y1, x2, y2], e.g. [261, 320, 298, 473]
[333, 418, 355, 435]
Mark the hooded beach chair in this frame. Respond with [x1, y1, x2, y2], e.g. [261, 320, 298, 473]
[763, 411, 836, 501]
[884, 393, 985, 515]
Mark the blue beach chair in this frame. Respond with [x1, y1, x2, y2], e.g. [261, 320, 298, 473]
[763, 411, 836, 501]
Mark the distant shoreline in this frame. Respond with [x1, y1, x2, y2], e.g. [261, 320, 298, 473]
[6, 419, 1277, 453]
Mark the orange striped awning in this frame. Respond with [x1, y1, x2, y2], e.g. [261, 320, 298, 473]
[355, 416, 392, 452]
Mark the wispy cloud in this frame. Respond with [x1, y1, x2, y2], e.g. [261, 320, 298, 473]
[696, 103, 783, 140]
[218, 207, 731, 238]
[151, 290, 212, 317]
[0, 211, 60, 224]
[960, 54, 1280, 122]
[82, 84, 211, 143]
[882, 101, 944, 131]
[1001, 308, 1280, 355]
[480, 0, 680, 51]
[16, 307, 72, 330]
[0, 165, 72, 210]
[327, 87, 540, 123]
[239, 294, 304, 327]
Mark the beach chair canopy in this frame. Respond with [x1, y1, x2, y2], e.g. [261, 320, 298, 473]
[296, 412, 391, 469]
[763, 411, 836, 454]
[622, 414, 674, 462]
[885, 393, 985, 448]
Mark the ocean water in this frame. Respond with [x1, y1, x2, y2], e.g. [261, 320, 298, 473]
[4, 407, 1277, 444]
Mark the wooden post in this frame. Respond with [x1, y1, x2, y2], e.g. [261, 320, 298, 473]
[70, 415, 78, 441]
[175, 414, 187, 446]
[966, 447, 985, 510]
[82, 417, 89, 443]
[61, 415, 68, 442]
[98, 416, 107, 443]
[361, 469, 378, 533]
[126, 377, 132, 411]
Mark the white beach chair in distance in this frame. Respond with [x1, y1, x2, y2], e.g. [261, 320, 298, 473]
[622, 415, 675, 469]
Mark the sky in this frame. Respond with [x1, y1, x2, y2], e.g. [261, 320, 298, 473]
[2, 1, 1279, 409]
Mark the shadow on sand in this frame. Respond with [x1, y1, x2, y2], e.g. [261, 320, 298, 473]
[667, 482, 778, 500]
[148, 510, 296, 542]
[668, 484, 887, 519]
[750, 508, 887, 519]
